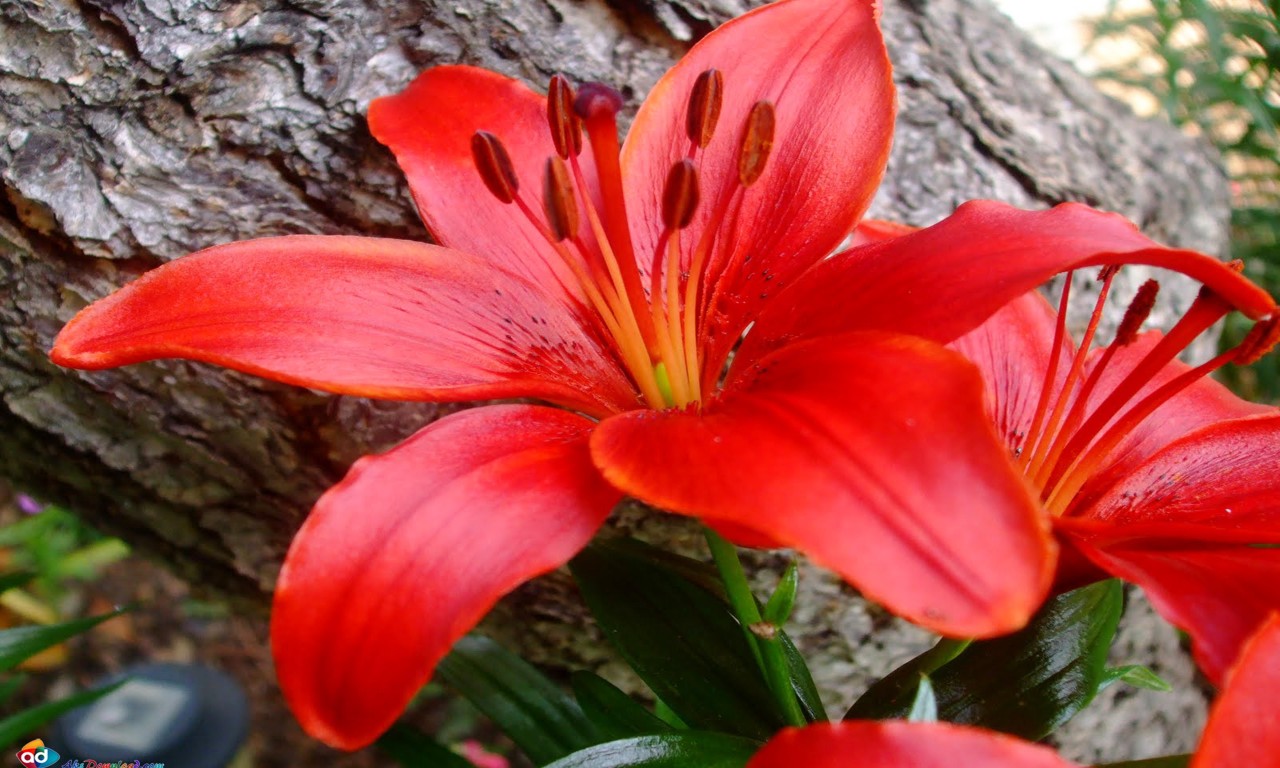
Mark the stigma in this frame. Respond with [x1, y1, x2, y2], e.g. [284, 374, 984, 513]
[1014, 266, 1280, 516]
[469, 71, 775, 411]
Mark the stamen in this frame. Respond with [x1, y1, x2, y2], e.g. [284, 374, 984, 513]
[1018, 272, 1075, 468]
[1112, 279, 1159, 346]
[543, 157, 580, 241]
[662, 160, 700, 231]
[738, 100, 776, 187]
[547, 74, 582, 159]
[686, 69, 724, 149]
[1235, 317, 1280, 365]
[471, 131, 519, 204]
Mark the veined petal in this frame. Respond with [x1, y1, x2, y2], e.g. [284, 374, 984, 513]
[52, 235, 637, 416]
[271, 405, 619, 749]
[949, 291, 1075, 450]
[591, 332, 1053, 638]
[622, 0, 894, 374]
[740, 201, 1276, 368]
[1060, 413, 1280, 682]
[747, 722, 1080, 768]
[1193, 614, 1280, 768]
[368, 66, 597, 291]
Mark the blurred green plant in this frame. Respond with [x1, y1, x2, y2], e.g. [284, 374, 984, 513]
[0, 571, 124, 748]
[0, 501, 129, 615]
[1090, 0, 1280, 398]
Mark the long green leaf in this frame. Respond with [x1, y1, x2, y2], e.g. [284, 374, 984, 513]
[0, 681, 122, 748]
[845, 637, 970, 719]
[436, 635, 598, 765]
[541, 733, 760, 768]
[0, 609, 124, 671]
[572, 539, 784, 740]
[571, 672, 673, 740]
[376, 723, 476, 768]
[847, 580, 1124, 741]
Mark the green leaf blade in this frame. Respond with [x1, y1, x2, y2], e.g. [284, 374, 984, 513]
[541, 733, 760, 768]
[436, 635, 598, 765]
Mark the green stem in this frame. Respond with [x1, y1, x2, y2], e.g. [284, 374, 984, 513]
[703, 527, 807, 727]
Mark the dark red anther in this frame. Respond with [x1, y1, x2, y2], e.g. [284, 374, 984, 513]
[1097, 264, 1121, 282]
[1113, 279, 1159, 346]
[543, 157, 580, 241]
[1236, 317, 1280, 365]
[547, 75, 583, 159]
[686, 69, 724, 149]
[738, 100, 776, 187]
[471, 131, 519, 204]
[574, 82, 625, 122]
[662, 159, 700, 230]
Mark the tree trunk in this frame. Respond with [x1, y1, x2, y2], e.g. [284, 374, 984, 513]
[0, 0, 1225, 760]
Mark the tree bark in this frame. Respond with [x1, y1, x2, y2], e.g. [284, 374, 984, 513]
[1, 0, 1225, 760]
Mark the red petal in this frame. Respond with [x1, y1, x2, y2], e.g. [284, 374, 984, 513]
[1193, 615, 1280, 768]
[51, 235, 637, 416]
[622, 0, 894, 375]
[739, 202, 1276, 368]
[591, 332, 1053, 638]
[271, 405, 619, 749]
[1060, 413, 1280, 682]
[368, 66, 595, 290]
[748, 722, 1080, 768]
[949, 291, 1074, 451]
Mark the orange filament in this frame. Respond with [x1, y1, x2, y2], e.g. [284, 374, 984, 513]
[1014, 266, 1272, 518]
[468, 71, 770, 411]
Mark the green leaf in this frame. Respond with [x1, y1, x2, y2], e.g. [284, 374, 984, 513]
[778, 632, 827, 722]
[436, 635, 599, 765]
[0, 608, 125, 671]
[1096, 757, 1191, 768]
[540, 733, 761, 768]
[572, 539, 785, 740]
[845, 636, 970, 719]
[0, 681, 123, 748]
[907, 676, 938, 723]
[571, 672, 673, 740]
[847, 580, 1125, 741]
[376, 723, 476, 768]
[1101, 665, 1172, 693]
[762, 563, 798, 625]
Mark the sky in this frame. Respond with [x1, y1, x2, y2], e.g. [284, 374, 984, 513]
[989, 0, 1127, 65]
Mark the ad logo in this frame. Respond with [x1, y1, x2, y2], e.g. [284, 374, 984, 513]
[15, 740, 59, 767]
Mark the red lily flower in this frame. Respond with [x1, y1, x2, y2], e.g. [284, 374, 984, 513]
[47, 0, 1272, 750]
[946, 262, 1280, 684]
[746, 613, 1280, 767]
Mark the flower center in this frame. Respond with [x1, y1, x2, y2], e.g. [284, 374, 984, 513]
[470, 71, 775, 411]
[1014, 266, 1280, 516]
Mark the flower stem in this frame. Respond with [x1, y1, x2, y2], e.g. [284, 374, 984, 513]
[703, 527, 807, 727]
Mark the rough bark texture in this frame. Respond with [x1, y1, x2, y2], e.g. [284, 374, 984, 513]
[0, 0, 1225, 760]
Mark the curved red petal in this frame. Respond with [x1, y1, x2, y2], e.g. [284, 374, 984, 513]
[1062, 534, 1280, 684]
[271, 405, 619, 749]
[622, 0, 894, 374]
[949, 291, 1075, 451]
[740, 201, 1276, 368]
[51, 235, 637, 416]
[748, 722, 1080, 768]
[591, 332, 1053, 638]
[368, 66, 595, 291]
[1193, 614, 1280, 768]
[1059, 414, 1280, 682]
